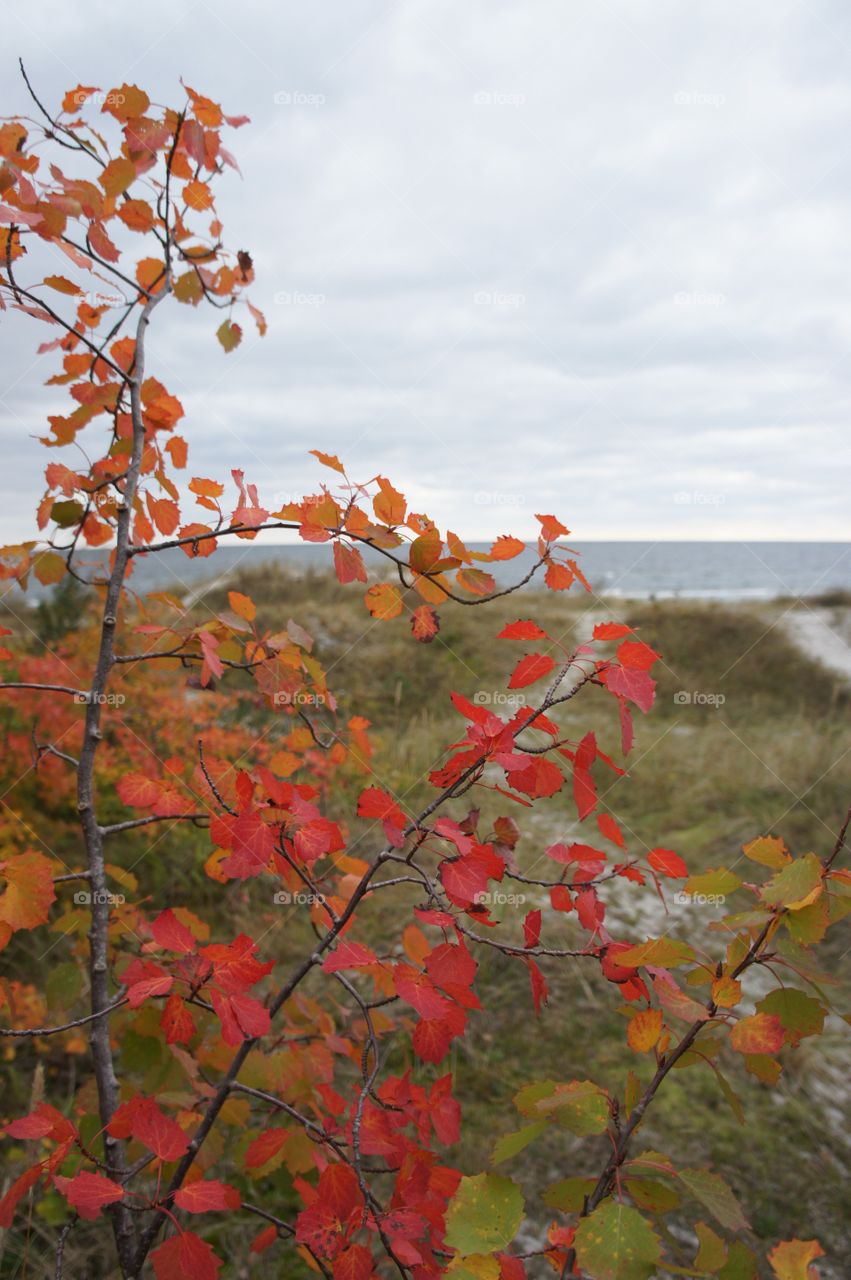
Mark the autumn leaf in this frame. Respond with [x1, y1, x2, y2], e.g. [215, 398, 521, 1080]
[53, 1172, 125, 1221]
[364, 583, 403, 620]
[508, 653, 555, 689]
[174, 1179, 240, 1213]
[574, 1200, 661, 1280]
[0, 851, 56, 941]
[627, 1008, 663, 1053]
[768, 1239, 825, 1280]
[216, 319, 242, 352]
[150, 1231, 222, 1279]
[445, 1173, 524, 1257]
[729, 1013, 785, 1055]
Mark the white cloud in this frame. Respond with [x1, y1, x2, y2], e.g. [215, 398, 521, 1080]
[1, 0, 850, 542]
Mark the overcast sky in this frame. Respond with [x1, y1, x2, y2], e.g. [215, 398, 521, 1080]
[2, 0, 850, 542]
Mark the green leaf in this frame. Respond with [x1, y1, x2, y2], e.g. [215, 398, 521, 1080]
[616, 938, 695, 968]
[695, 1220, 727, 1272]
[678, 1168, 749, 1233]
[624, 1178, 680, 1213]
[491, 1120, 546, 1165]
[757, 989, 825, 1045]
[216, 318, 242, 353]
[684, 867, 742, 897]
[50, 499, 84, 528]
[542, 1176, 597, 1211]
[513, 1079, 609, 1135]
[761, 854, 823, 911]
[718, 1241, 758, 1280]
[45, 962, 83, 1011]
[741, 836, 790, 869]
[573, 1200, 662, 1280]
[444, 1174, 524, 1258]
[785, 899, 829, 945]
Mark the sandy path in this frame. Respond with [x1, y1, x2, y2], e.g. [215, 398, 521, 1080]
[783, 606, 851, 682]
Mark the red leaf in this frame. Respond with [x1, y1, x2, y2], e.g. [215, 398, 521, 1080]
[604, 666, 656, 713]
[161, 994, 196, 1044]
[333, 541, 367, 585]
[244, 1127, 288, 1170]
[0, 1165, 43, 1228]
[498, 619, 548, 641]
[524, 909, 542, 949]
[151, 908, 197, 954]
[411, 605, 440, 643]
[393, 965, 453, 1019]
[527, 957, 549, 1012]
[508, 653, 555, 689]
[648, 848, 688, 879]
[151, 1230, 222, 1279]
[53, 1171, 124, 1221]
[597, 814, 625, 847]
[250, 1225, 278, 1254]
[536, 513, 570, 540]
[334, 1243, 374, 1279]
[619, 699, 634, 754]
[174, 1179, 240, 1213]
[593, 622, 633, 640]
[617, 639, 661, 670]
[323, 941, 379, 973]
[211, 990, 271, 1045]
[108, 1096, 189, 1161]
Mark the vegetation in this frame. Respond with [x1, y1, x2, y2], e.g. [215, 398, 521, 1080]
[0, 69, 847, 1280]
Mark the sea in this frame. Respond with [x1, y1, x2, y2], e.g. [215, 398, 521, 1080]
[19, 540, 848, 604]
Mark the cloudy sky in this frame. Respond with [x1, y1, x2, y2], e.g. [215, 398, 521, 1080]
[2, 0, 850, 542]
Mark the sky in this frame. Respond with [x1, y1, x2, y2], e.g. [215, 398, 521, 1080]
[2, 0, 850, 542]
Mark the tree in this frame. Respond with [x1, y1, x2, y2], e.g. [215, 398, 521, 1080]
[0, 67, 844, 1279]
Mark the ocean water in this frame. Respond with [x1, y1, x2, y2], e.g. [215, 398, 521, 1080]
[101, 540, 851, 602]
